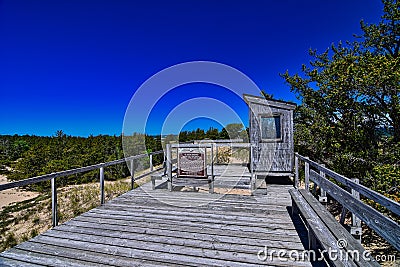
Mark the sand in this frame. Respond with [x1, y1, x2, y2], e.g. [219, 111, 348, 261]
[0, 174, 39, 210]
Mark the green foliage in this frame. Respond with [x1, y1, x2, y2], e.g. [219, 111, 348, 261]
[178, 124, 249, 143]
[368, 164, 400, 199]
[223, 123, 248, 141]
[0, 131, 164, 191]
[282, 0, 400, 191]
[2, 126, 246, 191]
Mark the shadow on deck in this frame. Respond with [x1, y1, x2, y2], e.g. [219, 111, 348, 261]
[0, 166, 316, 267]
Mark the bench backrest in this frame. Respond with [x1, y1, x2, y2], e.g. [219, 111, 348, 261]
[295, 153, 400, 251]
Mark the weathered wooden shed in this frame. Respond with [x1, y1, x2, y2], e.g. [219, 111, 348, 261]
[243, 94, 296, 177]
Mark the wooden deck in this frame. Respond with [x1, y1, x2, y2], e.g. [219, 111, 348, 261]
[0, 166, 312, 267]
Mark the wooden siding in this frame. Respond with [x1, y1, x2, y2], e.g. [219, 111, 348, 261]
[246, 96, 295, 173]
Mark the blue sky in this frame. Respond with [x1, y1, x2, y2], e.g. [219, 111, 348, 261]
[0, 0, 382, 136]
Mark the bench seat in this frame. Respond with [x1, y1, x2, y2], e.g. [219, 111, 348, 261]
[289, 188, 378, 267]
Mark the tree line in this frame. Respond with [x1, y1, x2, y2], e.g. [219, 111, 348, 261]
[0, 124, 246, 191]
[0, 131, 132, 191]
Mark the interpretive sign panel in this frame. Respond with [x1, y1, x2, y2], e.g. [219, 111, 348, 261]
[177, 148, 207, 177]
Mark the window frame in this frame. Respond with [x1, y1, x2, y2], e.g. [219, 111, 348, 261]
[259, 113, 283, 142]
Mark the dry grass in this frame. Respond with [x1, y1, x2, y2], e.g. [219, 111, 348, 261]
[0, 166, 156, 253]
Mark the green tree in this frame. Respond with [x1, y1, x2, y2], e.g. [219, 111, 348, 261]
[281, 0, 400, 181]
[224, 123, 247, 140]
[205, 127, 219, 140]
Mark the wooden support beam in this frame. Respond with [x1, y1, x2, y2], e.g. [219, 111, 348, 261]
[130, 160, 135, 190]
[304, 157, 310, 190]
[318, 165, 327, 204]
[51, 177, 57, 227]
[310, 170, 400, 250]
[166, 144, 172, 191]
[294, 155, 299, 189]
[351, 178, 362, 242]
[100, 167, 105, 205]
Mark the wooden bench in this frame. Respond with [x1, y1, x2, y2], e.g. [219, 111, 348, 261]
[289, 188, 379, 267]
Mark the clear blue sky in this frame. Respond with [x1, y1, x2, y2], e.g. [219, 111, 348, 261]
[0, 0, 382, 136]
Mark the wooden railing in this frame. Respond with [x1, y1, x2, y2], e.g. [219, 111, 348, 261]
[0, 150, 164, 227]
[295, 153, 400, 251]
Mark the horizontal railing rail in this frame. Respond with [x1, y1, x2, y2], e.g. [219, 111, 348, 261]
[0, 150, 164, 227]
[294, 153, 400, 251]
[295, 153, 400, 217]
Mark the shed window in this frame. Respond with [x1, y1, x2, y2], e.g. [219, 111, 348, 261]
[260, 115, 281, 141]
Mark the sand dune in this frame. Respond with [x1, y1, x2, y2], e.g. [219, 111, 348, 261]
[0, 174, 39, 210]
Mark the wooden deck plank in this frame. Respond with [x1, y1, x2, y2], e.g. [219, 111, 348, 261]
[14, 241, 175, 267]
[96, 203, 295, 224]
[30, 232, 309, 267]
[87, 207, 297, 229]
[1, 248, 105, 267]
[0, 165, 311, 266]
[108, 194, 291, 206]
[0, 256, 45, 267]
[71, 214, 307, 243]
[113, 195, 292, 210]
[77, 211, 300, 237]
[62, 220, 306, 250]
[27, 234, 266, 267]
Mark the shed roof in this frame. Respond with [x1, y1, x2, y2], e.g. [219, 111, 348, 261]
[243, 94, 297, 110]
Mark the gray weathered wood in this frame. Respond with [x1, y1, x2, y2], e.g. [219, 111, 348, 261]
[0, 255, 44, 267]
[166, 144, 172, 191]
[210, 143, 214, 193]
[310, 170, 400, 250]
[130, 159, 134, 190]
[244, 94, 295, 174]
[62, 220, 305, 250]
[0, 165, 313, 267]
[294, 156, 299, 189]
[170, 143, 212, 148]
[318, 166, 327, 203]
[304, 158, 309, 190]
[99, 167, 104, 205]
[297, 153, 400, 217]
[51, 177, 57, 227]
[298, 189, 379, 267]
[149, 154, 153, 172]
[289, 189, 355, 267]
[350, 178, 362, 242]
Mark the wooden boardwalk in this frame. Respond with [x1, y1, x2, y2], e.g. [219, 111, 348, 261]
[0, 166, 312, 267]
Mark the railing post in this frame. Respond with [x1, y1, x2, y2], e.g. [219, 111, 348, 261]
[209, 144, 214, 194]
[351, 178, 362, 242]
[319, 165, 327, 204]
[294, 154, 299, 189]
[166, 144, 172, 191]
[305, 157, 310, 190]
[250, 145, 255, 193]
[130, 159, 135, 190]
[51, 177, 58, 227]
[100, 167, 105, 205]
[340, 208, 348, 225]
[149, 154, 153, 172]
